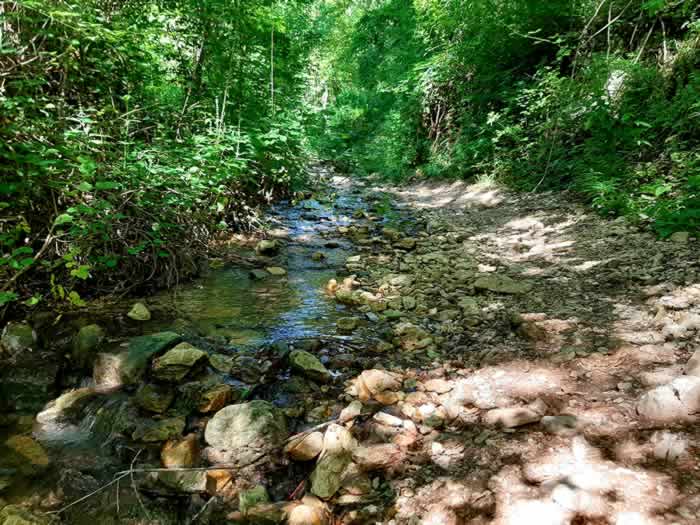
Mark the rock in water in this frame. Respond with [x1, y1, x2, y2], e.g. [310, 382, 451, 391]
[204, 401, 287, 467]
[198, 384, 233, 413]
[266, 266, 287, 276]
[289, 350, 331, 383]
[72, 324, 105, 368]
[473, 274, 532, 294]
[127, 302, 151, 321]
[256, 239, 280, 256]
[152, 342, 207, 382]
[336, 317, 358, 333]
[120, 332, 181, 384]
[1, 322, 35, 355]
[249, 269, 270, 280]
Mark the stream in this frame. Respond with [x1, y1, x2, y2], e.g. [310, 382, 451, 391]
[0, 169, 397, 524]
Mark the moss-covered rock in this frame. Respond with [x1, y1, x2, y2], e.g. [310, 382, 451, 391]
[289, 350, 331, 383]
[120, 332, 181, 384]
[132, 417, 186, 443]
[152, 342, 207, 382]
[204, 401, 287, 466]
[72, 324, 105, 368]
[134, 384, 175, 413]
[127, 302, 151, 321]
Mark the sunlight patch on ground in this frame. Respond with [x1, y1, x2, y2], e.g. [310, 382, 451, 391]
[392, 180, 505, 209]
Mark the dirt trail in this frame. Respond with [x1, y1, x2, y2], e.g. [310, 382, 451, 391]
[326, 177, 700, 524]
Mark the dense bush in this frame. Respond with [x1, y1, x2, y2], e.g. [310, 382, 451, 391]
[0, 0, 314, 311]
[312, 0, 700, 235]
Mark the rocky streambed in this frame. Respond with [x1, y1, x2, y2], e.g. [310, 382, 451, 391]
[2, 170, 700, 525]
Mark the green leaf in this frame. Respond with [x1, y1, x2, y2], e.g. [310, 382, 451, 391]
[24, 295, 42, 307]
[54, 213, 74, 226]
[95, 181, 120, 190]
[0, 291, 18, 307]
[68, 291, 87, 307]
[77, 182, 94, 192]
[70, 265, 91, 280]
[11, 247, 33, 257]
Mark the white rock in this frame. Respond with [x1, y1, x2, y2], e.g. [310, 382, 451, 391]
[651, 431, 688, 461]
[373, 412, 403, 427]
[636, 376, 700, 423]
[686, 349, 700, 377]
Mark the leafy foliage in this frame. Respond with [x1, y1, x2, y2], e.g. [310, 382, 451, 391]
[311, 0, 700, 234]
[0, 0, 315, 312]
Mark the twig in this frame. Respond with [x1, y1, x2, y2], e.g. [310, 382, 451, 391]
[531, 121, 560, 193]
[635, 19, 657, 63]
[48, 472, 131, 514]
[130, 449, 151, 521]
[114, 466, 236, 476]
[284, 418, 338, 443]
[583, 0, 634, 47]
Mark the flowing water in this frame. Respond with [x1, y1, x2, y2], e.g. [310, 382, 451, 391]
[147, 176, 364, 346]
[0, 172, 377, 523]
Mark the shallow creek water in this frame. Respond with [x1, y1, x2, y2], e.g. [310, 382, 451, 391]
[0, 173, 388, 523]
[147, 177, 363, 347]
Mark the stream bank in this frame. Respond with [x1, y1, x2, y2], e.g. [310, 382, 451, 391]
[2, 168, 700, 525]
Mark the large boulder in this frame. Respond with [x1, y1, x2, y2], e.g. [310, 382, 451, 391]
[152, 342, 207, 382]
[204, 401, 287, 467]
[289, 350, 331, 383]
[120, 332, 181, 384]
[1, 322, 35, 355]
[72, 324, 105, 368]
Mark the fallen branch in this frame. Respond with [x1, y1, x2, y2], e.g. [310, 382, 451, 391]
[49, 465, 238, 516]
[284, 418, 339, 443]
